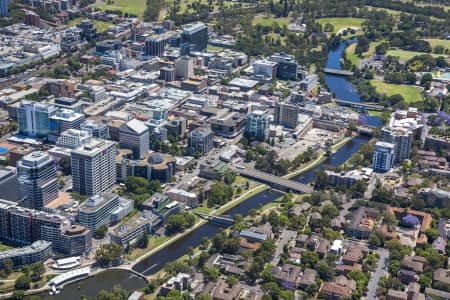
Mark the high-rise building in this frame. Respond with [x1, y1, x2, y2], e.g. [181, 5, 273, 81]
[17, 152, 58, 209]
[119, 119, 149, 159]
[245, 110, 270, 140]
[0, 166, 19, 202]
[56, 129, 92, 149]
[77, 194, 120, 231]
[24, 12, 40, 26]
[49, 109, 85, 139]
[145, 36, 166, 57]
[270, 53, 298, 81]
[17, 101, 56, 138]
[175, 56, 194, 80]
[253, 59, 278, 81]
[60, 225, 92, 256]
[274, 102, 299, 129]
[372, 141, 395, 173]
[71, 139, 116, 196]
[0, 0, 8, 17]
[160, 66, 175, 82]
[379, 108, 423, 165]
[80, 119, 109, 139]
[188, 125, 214, 155]
[77, 19, 97, 41]
[180, 22, 208, 54]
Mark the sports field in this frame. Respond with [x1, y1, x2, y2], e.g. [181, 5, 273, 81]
[370, 79, 423, 103]
[317, 17, 365, 33]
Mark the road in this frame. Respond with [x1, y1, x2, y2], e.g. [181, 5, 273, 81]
[271, 229, 297, 265]
[365, 247, 389, 300]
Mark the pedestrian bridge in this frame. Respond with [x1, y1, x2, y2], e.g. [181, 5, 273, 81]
[193, 211, 234, 226]
[334, 99, 388, 111]
[233, 167, 314, 194]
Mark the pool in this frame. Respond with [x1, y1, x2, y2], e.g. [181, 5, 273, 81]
[0, 148, 9, 154]
[443, 73, 450, 79]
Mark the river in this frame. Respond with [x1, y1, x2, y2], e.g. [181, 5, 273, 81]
[34, 40, 371, 300]
[325, 37, 382, 127]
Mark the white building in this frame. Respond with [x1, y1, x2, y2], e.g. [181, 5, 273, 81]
[253, 59, 277, 80]
[175, 56, 194, 80]
[56, 129, 92, 149]
[119, 119, 149, 159]
[71, 139, 116, 196]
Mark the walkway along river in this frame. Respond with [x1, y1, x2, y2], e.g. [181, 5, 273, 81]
[36, 38, 371, 299]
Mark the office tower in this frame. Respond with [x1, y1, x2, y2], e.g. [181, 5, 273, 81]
[17, 152, 58, 209]
[71, 139, 116, 195]
[145, 36, 166, 56]
[188, 125, 214, 155]
[372, 141, 395, 173]
[119, 119, 149, 159]
[180, 22, 208, 54]
[175, 56, 194, 80]
[270, 53, 298, 81]
[245, 110, 270, 140]
[160, 66, 176, 82]
[88, 86, 107, 102]
[0, 166, 19, 202]
[17, 101, 56, 138]
[71, 139, 116, 196]
[56, 129, 92, 149]
[77, 194, 120, 231]
[274, 102, 299, 129]
[80, 119, 109, 139]
[49, 109, 85, 138]
[253, 59, 278, 80]
[61, 225, 92, 256]
[24, 11, 40, 26]
[77, 19, 97, 41]
[164, 117, 187, 139]
[0, 0, 8, 17]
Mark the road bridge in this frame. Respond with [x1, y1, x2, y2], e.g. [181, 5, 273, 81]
[334, 99, 389, 111]
[324, 68, 354, 76]
[233, 167, 314, 194]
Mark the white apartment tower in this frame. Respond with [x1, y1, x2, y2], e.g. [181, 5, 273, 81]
[71, 139, 116, 196]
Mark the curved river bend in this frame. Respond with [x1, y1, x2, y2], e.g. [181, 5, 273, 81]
[36, 39, 371, 299]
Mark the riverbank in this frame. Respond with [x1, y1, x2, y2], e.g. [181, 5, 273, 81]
[128, 183, 269, 269]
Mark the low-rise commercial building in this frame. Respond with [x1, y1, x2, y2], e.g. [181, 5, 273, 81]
[0, 240, 52, 269]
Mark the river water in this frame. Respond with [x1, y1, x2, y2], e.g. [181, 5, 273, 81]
[34, 40, 372, 300]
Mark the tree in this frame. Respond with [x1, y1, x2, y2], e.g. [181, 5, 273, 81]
[203, 267, 220, 282]
[14, 275, 30, 290]
[30, 262, 45, 282]
[138, 231, 149, 248]
[11, 290, 25, 300]
[301, 250, 319, 268]
[314, 170, 328, 190]
[425, 228, 440, 243]
[95, 225, 108, 239]
[316, 261, 334, 281]
[59, 156, 72, 175]
[166, 212, 195, 234]
[4, 258, 13, 275]
[95, 243, 124, 267]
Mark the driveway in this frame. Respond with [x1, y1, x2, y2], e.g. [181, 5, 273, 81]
[365, 248, 390, 300]
[271, 229, 297, 265]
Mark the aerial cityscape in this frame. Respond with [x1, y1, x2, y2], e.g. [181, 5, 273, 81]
[0, 0, 449, 299]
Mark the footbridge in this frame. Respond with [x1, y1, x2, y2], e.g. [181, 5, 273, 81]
[233, 167, 314, 194]
[324, 68, 354, 76]
[193, 211, 234, 226]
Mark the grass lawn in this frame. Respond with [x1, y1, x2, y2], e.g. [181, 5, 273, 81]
[0, 242, 11, 251]
[126, 235, 171, 260]
[368, 110, 383, 117]
[370, 79, 423, 103]
[68, 18, 113, 33]
[345, 43, 359, 66]
[252, 14, 291, 26]
[387, 49, 444, 61]
[207, 45, 225, 52]
[97, 0, 146, 19]
[423, 39, 450, 51]
[317, 17, 365, 33]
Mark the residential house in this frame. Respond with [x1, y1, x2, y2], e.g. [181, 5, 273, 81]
[319, 282, 352, 299]
[275, 264, 302, 290]
[298, 268, 317, 290]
